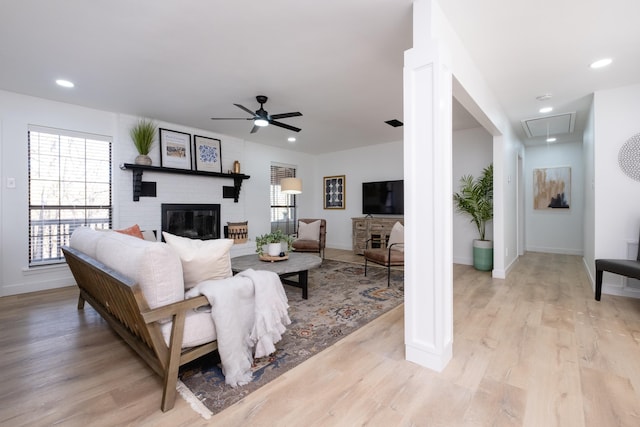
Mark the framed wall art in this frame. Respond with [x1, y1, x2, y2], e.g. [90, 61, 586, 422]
[533, 166, 571, 209]
[159, 128, 192, 170]
[323, 175, 345, 209]
[193, 135, 222, 173]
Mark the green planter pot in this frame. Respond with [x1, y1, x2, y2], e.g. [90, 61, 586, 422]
[473, 239, 493, 271]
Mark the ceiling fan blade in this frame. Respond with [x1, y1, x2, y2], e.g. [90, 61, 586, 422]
[270, 120, 301, 133]
[250, 124, 260, 134]
[270, 112, 303, 120]
[210, 117, 253, 120]
[234, 103, 256, 116]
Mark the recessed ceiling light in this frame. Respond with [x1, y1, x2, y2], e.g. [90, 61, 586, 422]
[590, 58, 612, 69]
[546, 137, 557, 143]
[539, 107, 553, 113]
[536, 94, 553, 101]
[56, 79, 74, 88]
[287, 137, 296, 143]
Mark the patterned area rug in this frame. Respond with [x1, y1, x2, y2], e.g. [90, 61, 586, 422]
[178, 259, 404, 417]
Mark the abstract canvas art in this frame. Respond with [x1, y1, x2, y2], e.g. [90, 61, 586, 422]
[533, 166, 571, 209]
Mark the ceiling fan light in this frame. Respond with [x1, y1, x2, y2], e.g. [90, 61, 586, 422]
[254, 118, 269, 127]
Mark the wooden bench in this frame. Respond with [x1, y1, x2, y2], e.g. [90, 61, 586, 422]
[62, 246, 218, 412]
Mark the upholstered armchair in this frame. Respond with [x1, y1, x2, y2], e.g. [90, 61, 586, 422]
[291, 219, 326, 258]
[363, 221, 404, 286]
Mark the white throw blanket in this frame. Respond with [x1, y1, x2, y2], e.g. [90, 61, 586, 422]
[185, 269, 291, 387]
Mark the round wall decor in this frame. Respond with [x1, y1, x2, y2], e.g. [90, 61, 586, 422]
[619, 132, 640, 181]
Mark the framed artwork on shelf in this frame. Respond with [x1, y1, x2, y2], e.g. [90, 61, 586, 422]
[323, 175, 345, 209]
[533, 166, 571, 209]
[193, 135, 222, 173]
[159, 128, 192, 170]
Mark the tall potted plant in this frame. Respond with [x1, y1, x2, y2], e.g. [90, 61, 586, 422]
[453, 163, 493, 271]
[130, 119, 157, 165]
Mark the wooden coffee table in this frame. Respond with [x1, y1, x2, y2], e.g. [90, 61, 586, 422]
[231, 253, 322, 299]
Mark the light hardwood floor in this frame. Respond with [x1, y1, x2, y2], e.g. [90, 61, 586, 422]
[2, 250, 640, 426]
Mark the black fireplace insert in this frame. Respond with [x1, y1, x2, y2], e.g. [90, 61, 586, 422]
[161, 204, 221, 240]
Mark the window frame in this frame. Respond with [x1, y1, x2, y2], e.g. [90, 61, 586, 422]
[270, 163, 298, 236]
[27, 125, 112, 266]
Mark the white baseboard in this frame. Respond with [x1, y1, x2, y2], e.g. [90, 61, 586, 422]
[525, 246, 583, 256]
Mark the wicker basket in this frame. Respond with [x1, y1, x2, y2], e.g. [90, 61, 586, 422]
[227, 221, 248, 244]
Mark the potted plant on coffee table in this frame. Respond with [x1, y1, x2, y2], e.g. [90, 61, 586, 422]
[256, 229, 294, 258]
[453, 163, 493, 271]
[130, 118, 157, 165]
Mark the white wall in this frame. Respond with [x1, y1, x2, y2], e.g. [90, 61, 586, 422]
[0, 90, 117, 295]
[430, 0, 525, 278]
[314, 141, 403, 250]
[524, 141, 584, 255]
[452, 126, 493, 264]
[593, 83, 640, 297]
[582, 98, 596, 280]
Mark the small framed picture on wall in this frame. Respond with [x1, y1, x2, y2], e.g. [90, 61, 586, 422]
[193, 135, 222, 173]
[323, 175, 345, 209]
[159, 128, 192, 170]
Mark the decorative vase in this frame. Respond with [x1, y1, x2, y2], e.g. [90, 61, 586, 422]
[473, 239, 493, 271]
[233, 160, 241, 174]
[267, 242, 282, 257]
[134, 154, 152, 166]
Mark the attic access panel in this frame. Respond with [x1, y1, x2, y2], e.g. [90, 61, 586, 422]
[521, 112, 576, 138]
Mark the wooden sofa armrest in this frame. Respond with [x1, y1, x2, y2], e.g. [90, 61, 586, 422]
[141, 295, 209, 323]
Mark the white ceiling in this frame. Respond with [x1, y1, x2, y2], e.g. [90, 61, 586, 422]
[439, 0, 640, 146]
[1, 1, 638, 153]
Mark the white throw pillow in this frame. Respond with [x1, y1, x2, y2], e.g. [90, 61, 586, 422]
[387, 221, 404, 252]
[298, 220, 321, 241]
[162, 232, 234, 289]
[96, 231, 184, 309]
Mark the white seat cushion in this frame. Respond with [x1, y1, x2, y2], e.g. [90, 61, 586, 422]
[160, 308, 217, 348]
[162, 232, 234, 289]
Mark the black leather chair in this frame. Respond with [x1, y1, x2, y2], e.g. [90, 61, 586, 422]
[595, 231, 640, 301]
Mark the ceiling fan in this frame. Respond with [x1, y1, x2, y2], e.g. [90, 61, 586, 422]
[211, 95, 302, 134]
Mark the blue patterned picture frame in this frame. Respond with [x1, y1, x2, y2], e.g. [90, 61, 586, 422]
[193, 135, 222, 173]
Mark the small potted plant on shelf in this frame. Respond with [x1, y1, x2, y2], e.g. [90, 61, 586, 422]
[256, 229, 294, 258]
[130, 118, 157, 165]
[453, 163, 494, 271]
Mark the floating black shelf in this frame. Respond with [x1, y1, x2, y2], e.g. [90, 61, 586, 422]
[120, 163, 250, 202]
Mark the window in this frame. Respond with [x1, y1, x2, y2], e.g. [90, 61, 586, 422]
[270, 164, 297, 235]
[28, 126, 112, 266]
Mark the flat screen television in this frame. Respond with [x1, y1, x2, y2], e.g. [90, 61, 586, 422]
[362, 180, 404, 215]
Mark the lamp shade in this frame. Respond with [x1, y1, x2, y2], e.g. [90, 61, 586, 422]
[281, 177, 302, 194]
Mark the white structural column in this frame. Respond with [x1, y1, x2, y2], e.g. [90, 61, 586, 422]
[403, 19, 454, 369]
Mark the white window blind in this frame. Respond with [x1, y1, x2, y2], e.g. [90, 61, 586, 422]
[270, 164, 297, 235]
[28, 126, 112, 266]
